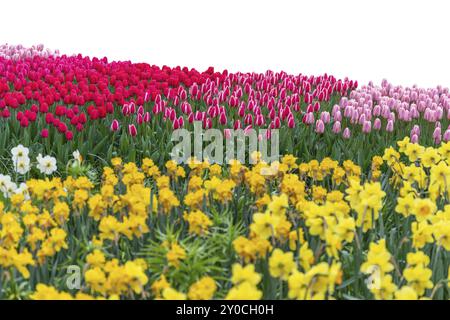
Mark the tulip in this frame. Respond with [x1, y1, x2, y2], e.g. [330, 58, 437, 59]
[320, 111, 331, 124]
[315, 119, 325, 134]
[137, 114, 143, 125]
[128, 124, 137, 136]
[433, 126, 442, 142]
[412, 125, 421, 136]
[288, 116, 295, 128]
[444, 130, 450, 142]
[244, 125, 253, 135]
[305, 112, 315, 125]
[386, 120, 394, 132]
[411, 134, 419, 144]
[362, 120, 372, 133]
[65, 131, 74, 141]
[144, 112, 151, 123]
[332, 121, 341, 133]
[41, 129, 49, 138]
[224, 129, 232, 139]
[111, 119, 120, 131]
[373, 118, 381, 130]
[343, 127, 351, 139]
[129, 102, 136, 114]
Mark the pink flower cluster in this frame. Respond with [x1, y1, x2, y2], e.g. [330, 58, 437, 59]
[333, 79, 450, 143]
[114, 71, 357, 137]
[0, 44, 60, 60]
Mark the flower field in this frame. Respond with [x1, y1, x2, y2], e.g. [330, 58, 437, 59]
[0, 44, 449, 300]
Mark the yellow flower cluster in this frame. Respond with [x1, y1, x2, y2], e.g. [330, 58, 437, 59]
[1, 139, 450, 300]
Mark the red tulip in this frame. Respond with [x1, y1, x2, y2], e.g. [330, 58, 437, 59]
[41, 129, 49, 138]
[65, 130, 74, 140]
[20, 117, 29, 127]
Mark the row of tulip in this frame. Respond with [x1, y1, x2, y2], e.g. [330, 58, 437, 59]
[1, 45, 450, 176]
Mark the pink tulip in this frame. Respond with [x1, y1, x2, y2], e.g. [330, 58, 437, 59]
[433, 126, 442, 141]
[373, 105, 381, 117]
[411, 134, 419, 144]
[224, 129, 232, 139]
[320, 111, 331, 124]
[386, 120, 394, 132]
[332, 121, 341, 133]
[443, 130, 450, 142]
[343, 127, 351, 139]
[362, 120, 372, 133]
[373, 118, 381, 130]
[305, 112, 315, 125]
[244, 125, 253, 135]
[315, 119, 325, 134]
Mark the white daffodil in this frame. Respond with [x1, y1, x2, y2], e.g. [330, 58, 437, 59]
[73, 150, 82, 164]
[0, 174, 12, 193]
[11, 144, 30, 161]
[36, 154, 57, 175]
[13, 156, 31, 175]
[3, 181, 17, 198]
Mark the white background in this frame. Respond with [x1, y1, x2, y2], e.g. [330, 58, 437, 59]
[1, 0, 449, 88]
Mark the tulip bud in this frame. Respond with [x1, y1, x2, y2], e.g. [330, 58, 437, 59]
[224, 129, 232, 140]
[332, 121, 341, 133]
[41, 128, 49, 138]
[137, 113, 143, 125]
[386, 120, 394, 132]
[315, 119, 325, 134]
[362, 120, 372, 133]
[343, 127, 351, 139]
[122, 104, 129, 116]
[128, 124, 137, 136]
[433, 126, 442, 141]
[288, 116, 295, 128]
[373, 118, 381, 130]
[129, 102, 136, 114]
[320, 111, 331, 124]
[444, 130, 450, 142]
[111, 119, 120, 131]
